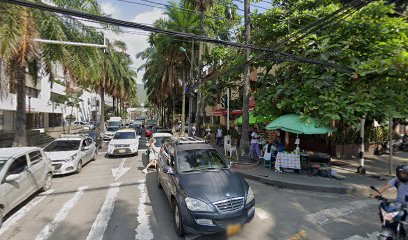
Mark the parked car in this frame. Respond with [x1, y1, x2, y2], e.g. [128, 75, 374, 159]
[157, 137, 255, 236]
[104, 126, 120, 141]
[0, 147, 53, 227]
[129, 123, 143, 135]
[43, 135, 96, 175]
[107, 129, 140, 156]
[80, 130, 103, 149]
[156, 129, 173, 134]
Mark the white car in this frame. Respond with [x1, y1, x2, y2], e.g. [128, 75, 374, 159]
[150, 132, 173, 152]
[43, 135, 96, 175]
[0, 147, 53, 227]
[108, 129, 140, 156]
[104, 126, 120, 141]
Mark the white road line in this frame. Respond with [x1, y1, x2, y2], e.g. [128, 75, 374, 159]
[343, 231, 379, 240]
[35, 186, 89, 240]
[138, 149, 147, 152]
[111, 158, 130, 181]
[135, 183, 153, 240]
[307, 200, 376, 225]
[86, 182, 121, 240]
[0, 190, 54, 237]
[97, 151, 106, 154]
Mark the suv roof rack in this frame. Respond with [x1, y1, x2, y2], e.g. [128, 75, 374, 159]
[175, 137, 207, 144]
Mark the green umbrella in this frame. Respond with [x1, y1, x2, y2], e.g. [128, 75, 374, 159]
[265, 113, 336, 134]
[234, 112, 272, 125]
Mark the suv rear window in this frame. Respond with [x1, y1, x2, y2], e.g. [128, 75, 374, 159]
[177, 149, 227, 173]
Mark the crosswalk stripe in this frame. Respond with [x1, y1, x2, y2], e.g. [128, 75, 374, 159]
[343, 231, 379, 240]
[307, 200, 376, 225]
[35, 186, 89, 240]
[135, 183, 153, 240]
[86, 182, 121, 240]
[0, 190, 54, 237]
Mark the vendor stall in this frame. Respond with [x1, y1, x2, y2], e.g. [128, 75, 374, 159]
[266, 114, 336, 174]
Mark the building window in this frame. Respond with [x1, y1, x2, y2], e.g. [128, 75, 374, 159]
[26, 87, 40, 98]
[49, 113, 62, 127]
[27, 113, 44, 129]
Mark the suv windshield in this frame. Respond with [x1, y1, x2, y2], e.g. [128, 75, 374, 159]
[114, 132, 136, 139]
[84, 131, 97, 140]
[44, 140, 81, 151]
[107, 127, 119, 132]
[177, 149, 227, 173]
[155, 137, 172, 147]
[108, 121, 121, 127]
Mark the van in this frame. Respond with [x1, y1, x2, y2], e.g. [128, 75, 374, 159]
[109, 116, 122, 122]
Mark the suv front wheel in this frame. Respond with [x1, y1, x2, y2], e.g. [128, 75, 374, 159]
[172, 200, 184, 236]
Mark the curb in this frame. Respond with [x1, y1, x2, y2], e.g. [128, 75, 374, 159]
[233, 169, 371, 197]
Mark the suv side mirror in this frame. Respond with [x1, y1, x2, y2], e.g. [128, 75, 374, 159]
[163, 165, 175, 175]
[6, 173, 21, 182]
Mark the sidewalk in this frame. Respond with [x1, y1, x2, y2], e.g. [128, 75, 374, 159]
[213, 141, 408, 197]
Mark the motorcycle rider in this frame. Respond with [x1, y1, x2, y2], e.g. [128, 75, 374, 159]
[370, 165, 408, 204]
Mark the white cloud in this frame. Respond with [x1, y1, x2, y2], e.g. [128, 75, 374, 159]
[101, 2, 119, 17]
[104, 8, 164, 84]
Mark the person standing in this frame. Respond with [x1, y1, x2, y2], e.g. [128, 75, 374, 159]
[249, 128, 262, 159]
[143, 138, 158, 174]
[192, 124, 196, 137]
[277, 137, 285, 152]
[216, 126, 223, 146]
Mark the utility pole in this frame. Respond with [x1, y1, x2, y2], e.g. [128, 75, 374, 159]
[195, 0, 205, 136]
[188, 40, 195, 137]
[227, 88, 230, 133]
[240, 0, 251, 160]
[389, 117, 394, 175]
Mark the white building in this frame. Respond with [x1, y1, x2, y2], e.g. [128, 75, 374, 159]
[0, 64, 106, 132]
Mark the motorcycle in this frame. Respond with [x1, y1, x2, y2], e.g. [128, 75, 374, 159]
[376, 139, 401, 156]
[398, 136, 408, 152]
[371, 186, 407, 240]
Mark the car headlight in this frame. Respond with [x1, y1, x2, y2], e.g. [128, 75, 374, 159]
[65, 154, 77, 161]
[185, 197, 214, 212]
[246, 186, 254, 204]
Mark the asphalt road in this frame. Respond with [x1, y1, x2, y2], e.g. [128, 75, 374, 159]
[0, 137, 381, 240]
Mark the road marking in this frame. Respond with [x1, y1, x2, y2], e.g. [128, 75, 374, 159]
[111, 158, 130, 181]
[343, 231, 379, 240]
[0, 190, 54, 237]
[255, 207, 271, 220]
[86, 182, 121, 240]
[307, 200, 376, 225]
[138, 149, 147, 152]
[35, 186, 89, 240]
[135, 183, 153, 240]
[97, 151, 106, 154]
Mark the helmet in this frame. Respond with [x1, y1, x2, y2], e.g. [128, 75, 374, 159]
[396, 165, 408, 183]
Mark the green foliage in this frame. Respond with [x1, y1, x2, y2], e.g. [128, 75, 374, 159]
[252, 0, 408, 126]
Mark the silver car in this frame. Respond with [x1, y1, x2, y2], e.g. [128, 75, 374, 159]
[0, 147, 53, 227]
[43, 135, 97, 175]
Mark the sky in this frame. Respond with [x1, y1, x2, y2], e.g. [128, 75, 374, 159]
[97, 0, 269, 84]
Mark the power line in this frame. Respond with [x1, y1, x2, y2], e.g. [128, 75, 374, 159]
[1, 0, 353, 72]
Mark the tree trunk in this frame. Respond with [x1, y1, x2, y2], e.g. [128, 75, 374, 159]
[99, 86, 105, 133]
[239, 0, 251, 161]
[112, 97, 115, 116]
[196, 3, 205, 135]
[181, 68, 186, 136]
[13, 63, 28, 146]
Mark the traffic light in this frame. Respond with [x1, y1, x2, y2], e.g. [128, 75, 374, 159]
[221, 94, 228, 108]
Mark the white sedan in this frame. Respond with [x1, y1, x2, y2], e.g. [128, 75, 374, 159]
[43, 135, 96, 175]
[108, 129, 140, 156]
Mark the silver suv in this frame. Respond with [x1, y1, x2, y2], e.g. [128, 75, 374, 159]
[0, 147, 53, 227]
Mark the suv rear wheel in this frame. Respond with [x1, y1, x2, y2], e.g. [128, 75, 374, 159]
[172, 200, 184, 236]
[42, 173, 53, 192]
[156, 170, 162, 189]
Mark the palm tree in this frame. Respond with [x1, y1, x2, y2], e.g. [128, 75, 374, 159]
[0, 1, 105, 146]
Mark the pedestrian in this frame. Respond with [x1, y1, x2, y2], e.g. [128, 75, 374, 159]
[263, 140, 277, 162]
[216, 125, 223, 146]
[192, 124, 196, 137]
[143, 137, 158, 174]
[277, 137, 285, 152]
[249, 128, 262, 159]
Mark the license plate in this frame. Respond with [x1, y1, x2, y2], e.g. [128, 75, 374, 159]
[226, 224, 241, 236]
[119, 149, 126, 153]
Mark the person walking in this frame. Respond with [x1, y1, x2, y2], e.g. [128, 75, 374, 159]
[249, 128, 262, 159]
[192, 124, 196, 137]
[143, 137, 158, 174]
[216, 126, 223, 146]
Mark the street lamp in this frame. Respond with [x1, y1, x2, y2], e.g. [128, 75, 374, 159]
[28, 96, 31, 129]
